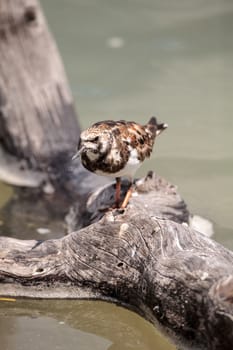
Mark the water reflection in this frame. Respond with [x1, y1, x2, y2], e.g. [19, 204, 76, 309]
[0, 300, 175, 350]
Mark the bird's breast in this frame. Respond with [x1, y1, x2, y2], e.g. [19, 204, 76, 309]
[94, 146, 141, 179]
[81, 142, 143, 179]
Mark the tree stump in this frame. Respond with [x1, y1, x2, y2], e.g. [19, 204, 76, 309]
[0, 0, 81, 190]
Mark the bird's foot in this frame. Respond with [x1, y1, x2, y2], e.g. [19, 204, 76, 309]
[119, 185, 133, 209]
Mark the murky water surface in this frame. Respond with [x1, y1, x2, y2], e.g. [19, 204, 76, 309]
[0, 300, 175, 350]
[0, 0, 233, 349]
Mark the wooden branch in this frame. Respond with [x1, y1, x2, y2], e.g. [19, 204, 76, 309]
[66, 171, 190, 231]
[0, 0, 81, 188]
[0, 172, 232, 350]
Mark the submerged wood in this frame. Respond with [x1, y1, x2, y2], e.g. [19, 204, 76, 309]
[0, 172, 233, 350]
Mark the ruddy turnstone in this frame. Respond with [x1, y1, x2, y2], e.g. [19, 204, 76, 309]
[72, 117, 167, 208]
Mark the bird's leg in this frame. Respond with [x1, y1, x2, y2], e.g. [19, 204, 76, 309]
[115, 177, 121, 208]
[120, 181, 133, 209]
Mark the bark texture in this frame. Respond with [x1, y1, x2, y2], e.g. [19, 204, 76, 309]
[0, 0, 80, 187]
[0, 173, 233, 350]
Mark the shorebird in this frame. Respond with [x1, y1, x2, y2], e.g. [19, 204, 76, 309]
[72, 117, 167, 208]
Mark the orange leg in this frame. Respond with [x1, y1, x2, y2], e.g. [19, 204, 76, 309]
[120, 184, 133, 209]
[115, 177, 121, 208]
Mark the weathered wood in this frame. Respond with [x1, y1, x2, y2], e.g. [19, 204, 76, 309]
[66, 171, 190, 231]
[0, 173, 233, 350]
[0, 2, 232, 349]
[0, 0, 111, 196]
[0, 0, 81, 188]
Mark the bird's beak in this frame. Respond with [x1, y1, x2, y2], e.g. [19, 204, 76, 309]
[72, 146, 84, 160]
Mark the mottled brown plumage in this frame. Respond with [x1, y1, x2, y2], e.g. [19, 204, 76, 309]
[72, 117, 167, 208]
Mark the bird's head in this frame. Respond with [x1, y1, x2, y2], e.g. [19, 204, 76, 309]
[72, 128, 111, 161]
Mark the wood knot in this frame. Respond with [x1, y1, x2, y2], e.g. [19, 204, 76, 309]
[35, 267, 44, 273]
[117, 262, 124, 268]
[24, 7, 37, 24]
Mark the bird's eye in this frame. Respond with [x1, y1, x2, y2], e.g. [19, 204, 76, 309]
[139, 138, 144, 145]
[93, 136, 99, 142]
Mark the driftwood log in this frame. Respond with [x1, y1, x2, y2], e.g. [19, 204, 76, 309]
[0, 172, 233, 350]
[0, 1, 233, 350]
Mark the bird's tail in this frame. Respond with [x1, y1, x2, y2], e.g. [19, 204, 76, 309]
[146, 116, 168, 137]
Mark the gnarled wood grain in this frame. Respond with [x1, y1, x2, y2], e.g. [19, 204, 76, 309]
[0, 173, 233, 350]
[0, 0, 80, 188]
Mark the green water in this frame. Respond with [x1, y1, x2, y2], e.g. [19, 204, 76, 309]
[1, 0, 233, 349]
[0, 300, 174, 350]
